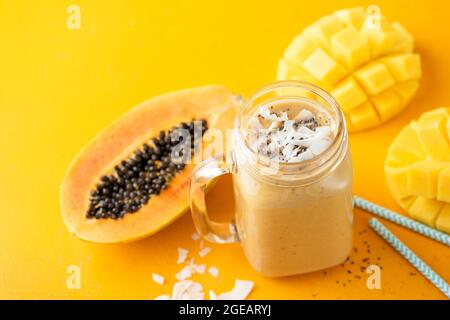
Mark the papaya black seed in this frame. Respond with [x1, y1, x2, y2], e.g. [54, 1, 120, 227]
[86, 119, 207, 220]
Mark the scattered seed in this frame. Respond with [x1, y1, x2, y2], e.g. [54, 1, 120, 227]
[86, 119, 208, 220]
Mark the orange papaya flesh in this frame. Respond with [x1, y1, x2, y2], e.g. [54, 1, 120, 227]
[60, 85, 237, 243]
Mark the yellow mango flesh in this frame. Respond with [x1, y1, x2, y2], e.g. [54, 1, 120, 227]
[331, 26, 371, 70]
[302, 48, 347, 88]
[277, 7, 421, 132]
[407, 160, 447, 199]
[438, 168, 450, 202]
[370, 89, 402, 121]
[331, 76, 367, 112]
[436, 204, 450, 234]
[385, 108, 450, 233]
[409, 197, 443, 226]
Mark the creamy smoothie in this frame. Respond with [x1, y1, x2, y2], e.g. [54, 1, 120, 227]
[233, 99, 353, 277]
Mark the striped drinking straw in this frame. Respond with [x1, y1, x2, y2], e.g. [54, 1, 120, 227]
[354, 196, 450, 247]
[369, 218, 450, 299]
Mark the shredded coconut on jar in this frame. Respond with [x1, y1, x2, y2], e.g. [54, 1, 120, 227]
[247, 104, 333, 163]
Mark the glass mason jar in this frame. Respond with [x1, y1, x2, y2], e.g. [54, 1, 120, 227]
[190, 81, 353, 277]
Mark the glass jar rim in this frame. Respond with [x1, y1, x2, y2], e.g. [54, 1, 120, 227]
[234, 80, 348, 185]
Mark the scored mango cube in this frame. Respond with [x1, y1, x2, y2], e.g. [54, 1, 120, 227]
[419, 107, 450, 122]
[436, 204, 450, 234]
[370, 89, 402, 121]
[348, 101, 379, 129]
[302, 48, 346, 87]
[392, 22, 414, 53]
[398, 196, 417, 210]
[361, 25, 398, 58]
[331, 26, 371, 70]
[391, 123, 426, 158]
[277, 59, 324, 86]
[354, 62, 395, 95]
[333, 7, 366, 29]
[407, 160, 447, 199]
[302, 15, 343, 50]
[385, 167, 410, 199]
[283, 35, 318, 64]
[381, 54, 422, 82]
[416, 113, 450, 161]
[437, 167, 450, 203]
[447, 117, 450, 140]
[331, 77, 367, 112]
[408, 197, 443, 227]
[386, 146, 423, 167]
[392, 81, 419, 104]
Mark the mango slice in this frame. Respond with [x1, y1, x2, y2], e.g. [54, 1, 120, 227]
[438, 168, 450, 202]
[302, 48, 347, 88]
[277, 7, 421, 132]
[408, 197, 443, 227]
[436, 204, 450, 234]
[385, 108, 450, 233]
[407, 160, 447, 199]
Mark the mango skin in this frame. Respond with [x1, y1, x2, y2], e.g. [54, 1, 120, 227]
[277, 7, 421, 132]
[385, 108, 450, 233]
[60, 86, 238, 243]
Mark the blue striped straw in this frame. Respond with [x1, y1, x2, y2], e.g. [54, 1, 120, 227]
[354, 196, 450, 247]
[369, 218, 450, 299]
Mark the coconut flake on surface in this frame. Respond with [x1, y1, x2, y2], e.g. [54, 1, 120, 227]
[175, 265, 194, 281]
[154, 294, 171, 300]
[175, 259, 207, 280]
[172, 280, 204, 300]
[152, 273, 165, 285]
[212, 279, 254, 300]
[199, 247, 211, 257]
[209, 290, 217, 300]
[177, 248, 189, 264]
[208, 267, 219, 278]
[195, 264, 206, 274]
[191, 232, 200, 241]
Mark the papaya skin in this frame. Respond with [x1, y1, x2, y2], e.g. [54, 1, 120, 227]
[60, 85, 238, 244]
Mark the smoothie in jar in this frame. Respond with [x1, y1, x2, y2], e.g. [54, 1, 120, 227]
[232, 86, 353, 277]
[190, 81, 353, 277]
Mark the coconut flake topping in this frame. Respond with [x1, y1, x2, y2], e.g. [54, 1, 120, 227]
[248, 105, 333, 163]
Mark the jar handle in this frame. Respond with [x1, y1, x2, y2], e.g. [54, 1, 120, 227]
[189, 153, 239, 243]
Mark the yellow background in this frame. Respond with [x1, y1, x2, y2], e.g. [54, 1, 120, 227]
[0, 0, 449, 299]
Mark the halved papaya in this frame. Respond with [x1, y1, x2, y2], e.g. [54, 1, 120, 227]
[60, 85, 238, 243]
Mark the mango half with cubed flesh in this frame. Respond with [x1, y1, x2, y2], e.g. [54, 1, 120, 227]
[385, 108, 450, 233]
[277, 7, 421, 132]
